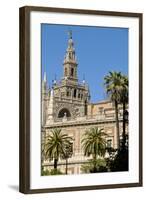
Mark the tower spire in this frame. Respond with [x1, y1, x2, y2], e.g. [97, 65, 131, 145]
[83, 74, 86, 84]
[63, 30, 78, 81]
[68, 30, 72, 39]
[46, 88, 54, 124]
[42, 70, 48, 93]
[42, 70, 48, 126]
[43, 71, 47, 82]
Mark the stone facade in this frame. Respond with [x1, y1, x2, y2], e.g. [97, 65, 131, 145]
[41, 31, 128, 174]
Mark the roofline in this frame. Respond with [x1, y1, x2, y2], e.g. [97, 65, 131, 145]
[89, 100, 111, 105]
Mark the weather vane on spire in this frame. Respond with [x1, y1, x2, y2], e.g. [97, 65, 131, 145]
[68, 30, 72, 39]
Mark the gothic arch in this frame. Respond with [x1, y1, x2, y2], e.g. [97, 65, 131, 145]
[58, 108, 71, 118]
[71, 68, 74, 76]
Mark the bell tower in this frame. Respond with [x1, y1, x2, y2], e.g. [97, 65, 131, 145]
[63, 31, 78, 82]
[46, 30, 90, 124]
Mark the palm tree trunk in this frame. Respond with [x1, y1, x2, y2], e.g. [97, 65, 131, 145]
[54, 158, 58, 169]
[93, 148, 97, 172]
[122, 102, 126, 149]
[65, 158, 68, 174]
[115, 101, 120, 149]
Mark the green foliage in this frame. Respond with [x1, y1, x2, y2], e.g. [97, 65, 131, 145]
[104, 71, 124, 103]
[104, 71, 129, 149]
[81, 158, 107, 173]
[81, 148, 128, 174]
[119, 75, 128, 105]
[44, 128, 73, 169]
[81, 127, 107, 173]
[41, 169, 50, 176]
[41, 168, 63, 176]
[81, 127, 107, 159]
[49, 169, 63, 175]
[109, 148, 128, 172]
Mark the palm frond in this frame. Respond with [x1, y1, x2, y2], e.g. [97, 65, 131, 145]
[81, 127, 107, 159]
[44, 128, 73, 163]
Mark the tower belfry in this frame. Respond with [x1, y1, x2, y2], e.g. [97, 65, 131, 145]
[45, 31, 90, 124]
[63, 30, 78, 81]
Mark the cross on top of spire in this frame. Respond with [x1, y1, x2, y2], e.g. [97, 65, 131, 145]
[68, 30, 72, 39]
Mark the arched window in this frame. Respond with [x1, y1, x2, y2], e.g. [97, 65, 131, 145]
[73, 89, 76, 98]
[71, 68, 74, 77]
[58, 108, 71, 118]
[65, 68, 67, 76]
[85, 100, 88, 115]
[69, 52, 72, 59]
[66, 91, 69, 96]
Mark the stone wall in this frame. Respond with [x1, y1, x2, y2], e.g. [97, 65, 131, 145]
[42, 117, 124, 174]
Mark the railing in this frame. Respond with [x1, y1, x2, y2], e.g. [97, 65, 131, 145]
[43, 153, 90, 166]
[53, 113, 123, 123]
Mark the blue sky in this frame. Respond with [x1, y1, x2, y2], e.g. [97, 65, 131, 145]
[41, 24, 128, 103]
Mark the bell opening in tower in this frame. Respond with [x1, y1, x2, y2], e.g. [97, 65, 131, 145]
[71, 68, 74, 77]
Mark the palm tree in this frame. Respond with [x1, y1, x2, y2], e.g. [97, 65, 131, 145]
[81, 127, 107, 172]
[119, 75, 128, 149]
[104, 71, 123, 148]
[44, 128, 73, 170]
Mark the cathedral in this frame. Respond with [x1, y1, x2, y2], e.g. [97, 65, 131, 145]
[41, 31, 125, 174]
